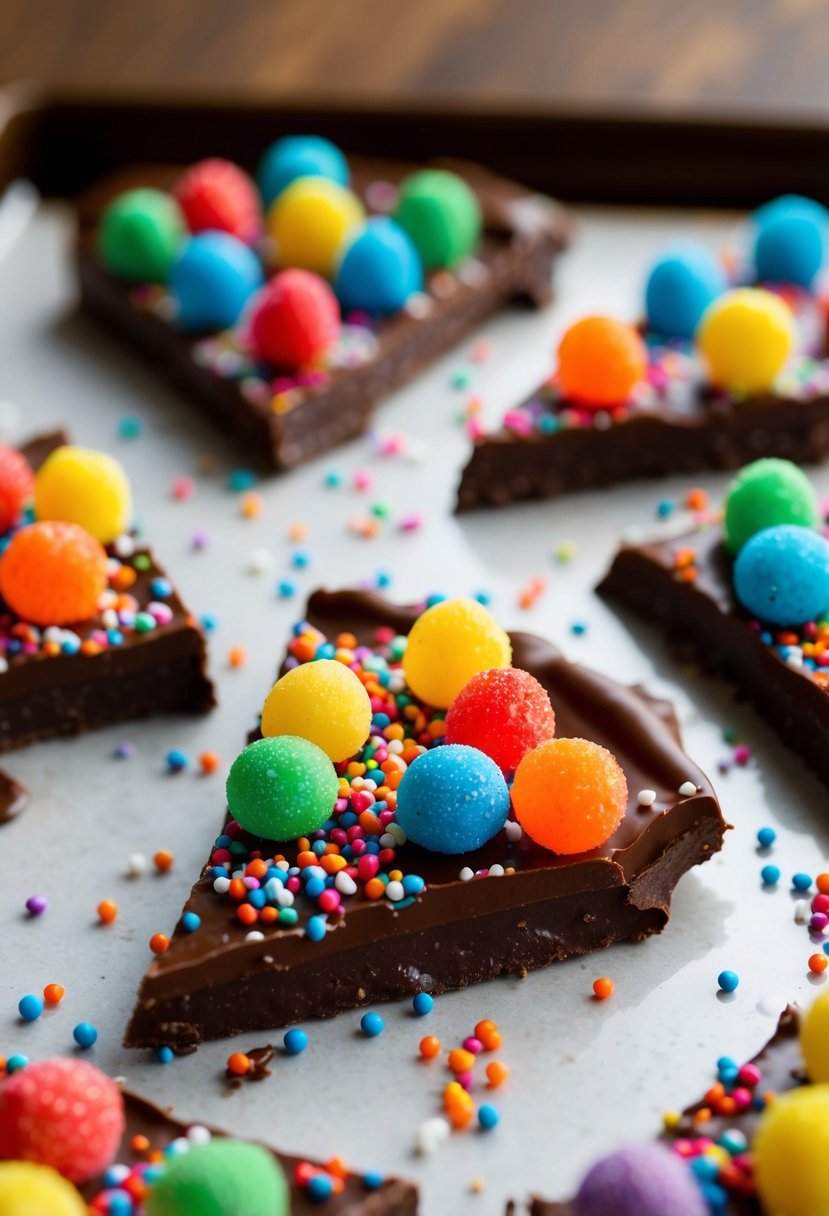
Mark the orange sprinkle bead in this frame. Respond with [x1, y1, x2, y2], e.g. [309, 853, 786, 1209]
[97, 899, 118, 924]
[131, 1134, 150, 1154]
[448, 1048, 476, 1074]
[199, 751, 221, 774]
[260, 906, 279, 925]
[297, 851, 318, 869]
[227, 1052, 251, 1076]
[325, 1157, 349, 1180]
[336, 632, 358, 649]
[154, 850, 175, 873]
[236, 904, 258, 926]
[685, 488, 709, 511]
[149, 933, 170, 955]
[592, 977, 614, 1001]
[486, 1061, 509, 1087]
[228, 878, 248, 901]
[364, 878, 386, 901]
[112, 565, 138, 590]
[246, 859, 269, 880]
[241, 491, 264, 518]
[809, 952, 828, 974]
[694, 1107, 712, 1124]
[228, 646, 247, 668]
[43, 983, 65, 1006]
[420, 1035, 441, 1060]
[817, 873, 829, 895]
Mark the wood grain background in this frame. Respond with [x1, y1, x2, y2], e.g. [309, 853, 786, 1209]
[3, 0, 829, 117]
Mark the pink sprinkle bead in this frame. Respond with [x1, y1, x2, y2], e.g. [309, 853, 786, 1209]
[357, 855, 380, 881]
[463, 1037, 483, 1054]
[732, 1087, 752, 1111]
[457, 1071, 474, 1090]
[737, 1063, 761, 1087]
[317, 889, 340, 913]
[353, 469, 373, 491]
[286, 876, 301, 893]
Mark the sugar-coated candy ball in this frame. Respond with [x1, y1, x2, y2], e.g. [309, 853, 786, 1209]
[226, 736, 338, 840]
[0, 1057, 125, 1183]
[98, 188, 185, 282]
[0, 1163, 86, 1216]
[556, 316, 647, 408]
[267, 177, 363, 277]
[334, 217, 422, 315]
[697, 287, 794, 393]
[257, 135, 349, 210]
[169, 232, 264, 331]
[260, 659, 371, 762]
[724, 457, 820, 554]
[395, 743, 510, 854]
[512, 737, 628, 854]
[403, 598, 512, 709]
[754, 1083, 829, 1216]
[574, 1144, 706, 1216]
[34, 445, 132, 544]
[753, 194, 829, 288]
[249, 269, 340, 369]
[0, 445, 33, 532]
[173, 158, 262, 244]
[146, 1139, 289, 1216]
[0, 521, 107, 626]
[645, 244, 727, 338]
[445, 667, 556, 772]
[394, 169, 481, 269]
[800, 991, 829, 1082]
[733, 524, 829, 626]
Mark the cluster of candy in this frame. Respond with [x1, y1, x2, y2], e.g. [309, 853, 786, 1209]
[99, 135, 483, 379]
[432, 1019, 506, 1139]
[0, 442, 179, 645]
[499, 193, 829, 438]
[210, 597, 632, 947]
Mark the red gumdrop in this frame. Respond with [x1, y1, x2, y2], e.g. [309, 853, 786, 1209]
[444, 667, 556, 772]
[0, 1057, 125, 1183]
[0, 445, 34, 532]
[173, 157, 262, 244]
[249, 269, 341, 369]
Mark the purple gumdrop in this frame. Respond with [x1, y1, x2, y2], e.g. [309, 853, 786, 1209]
[574, 1144, 706, 1216]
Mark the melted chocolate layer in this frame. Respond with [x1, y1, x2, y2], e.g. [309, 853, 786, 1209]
[598, 525, 829, 785]
[0, 768, 28, 824]
[76, 158, 569, 470]
[125, 589, 725, 1050]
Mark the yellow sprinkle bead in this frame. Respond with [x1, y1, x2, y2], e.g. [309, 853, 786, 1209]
[0, 1162, 87, 1216]
[35, 446, 132, 544]
[261, 658, 372, 762]
[754, 1083, 829, 1216]
[696, 287, 794, 394]
[800, 990, 829, 1082]
[267, 177, 364, 277]
[403, 598, 512, 709]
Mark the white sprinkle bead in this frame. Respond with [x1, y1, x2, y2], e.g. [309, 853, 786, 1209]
[678, 781, 698, 797]
[416, 1117, 451, 1155]
[246, 548, 273, 575]
[275, 888, 295, 908]
[794, 900, 810, 924]
[379, 833, 398, 849]
[106, 1164, 130, 1185]
[504, 821, 523, 842]
[385, 823, 407, 845]
[488, 864, 505, 877]
[128, 853, 147, 877]
[335, 872, 357, 896]
[459, 867, 474, 882]
[386, 881, 405, 902]
[169, 1137, 190, 1156]
[213, 876, 231, 894]
[187, 1125, 212, 1145]
[387, 738, 405, 754]
[113, 535, 136, 558]
[245, 930, 265, 942]
[637, 789, 656, 807]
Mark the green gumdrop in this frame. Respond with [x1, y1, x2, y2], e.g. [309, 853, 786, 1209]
[394, 169, 482, 268]
[226, 735, 338, 840]
[99, 188, 185, 282]
[146, 1139, 288, 1216]
[724, 457, 820, 553]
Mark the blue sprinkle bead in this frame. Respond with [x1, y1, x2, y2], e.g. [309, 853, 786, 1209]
[305, 915, 326, 942]
[228, 468, 257, 492]
[307, 1173, 334, 1202]
[166, 749, 189, 773]
[412, 992, 433, 1016]
[757, 826, 777, 848]
[335, 217, 423, 316]
[362, 1171, 383, 1191]
[761, 864, 781, 886]
[645, 244, 727, 338]
[733, 525, 829, 627]
[181, 912, 201, 933]
[717, 970, 740, 993]
[360, 1011, 384, 1037]
[18, 994, 43, 1021]
[478, 1104, 500, 1130]
[396, 744, 509, 854]
[257, 135, 349, 210]
[73, 1021, 98, 1048]
[284, 1028, 308, 1055]
[118, 415, 143, 439]
[6, 1054, 28, 1073]
[155, 1045, 174, 1064]
[277, 579, 296, 598]
[170, 232, 263, 331]
[793, 872, 813, 892]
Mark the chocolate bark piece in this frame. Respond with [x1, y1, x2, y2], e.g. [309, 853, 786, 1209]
[598, 524, 829, 785]
[125, 588, 725, 1050]
[76, 158, 569, 471]
[507, 1007, 803, 1215]
[457, 371, 829, 511]
[80, 1089, 418, 1215]
[0, 431, 214, 753]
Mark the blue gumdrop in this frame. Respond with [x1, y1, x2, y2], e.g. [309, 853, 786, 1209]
[257, 135, 349, 209]
[334, 217, 423, 316]
[733, 524, 829, 626]
[170, 231, 263, 331]
[395, 743, 509, 854]
[645, 244, 727, 338]
[752, 194, 829, 288]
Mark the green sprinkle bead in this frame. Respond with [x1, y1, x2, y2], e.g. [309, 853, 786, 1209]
[99, 189, 185, 283]
[226, 736, 338, 840]
[724, 458, 820, 553]
[146, 1139, 288, 1216]
[394, 170, 482, 269]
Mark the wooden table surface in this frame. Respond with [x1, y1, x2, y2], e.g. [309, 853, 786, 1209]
[3, 0, 829, 119]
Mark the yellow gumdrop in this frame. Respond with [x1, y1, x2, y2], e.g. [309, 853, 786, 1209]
[34, 446, 132, 544]
[267, 177, 364, 277]
[800, 990, 829, 1082]
[261, 658, 372, 762]
[0, 1162, 87, 1216]
[754, 1083, 829, 1216]
[696, 287, 794, 394]
[403, 598, 512, 709]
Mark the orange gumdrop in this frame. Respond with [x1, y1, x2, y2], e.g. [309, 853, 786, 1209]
[511, 737, 628, 854]
[556, 316, 647, 408]
[0, 520, 108, 626]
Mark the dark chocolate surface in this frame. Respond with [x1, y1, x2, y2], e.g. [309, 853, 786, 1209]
[0, 768, 28, 824]
[77, 158, 570, 470]
[598, 524, 829, 785]
[125, 588, 725, 1050]
[80, 1090, 418, 1215]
